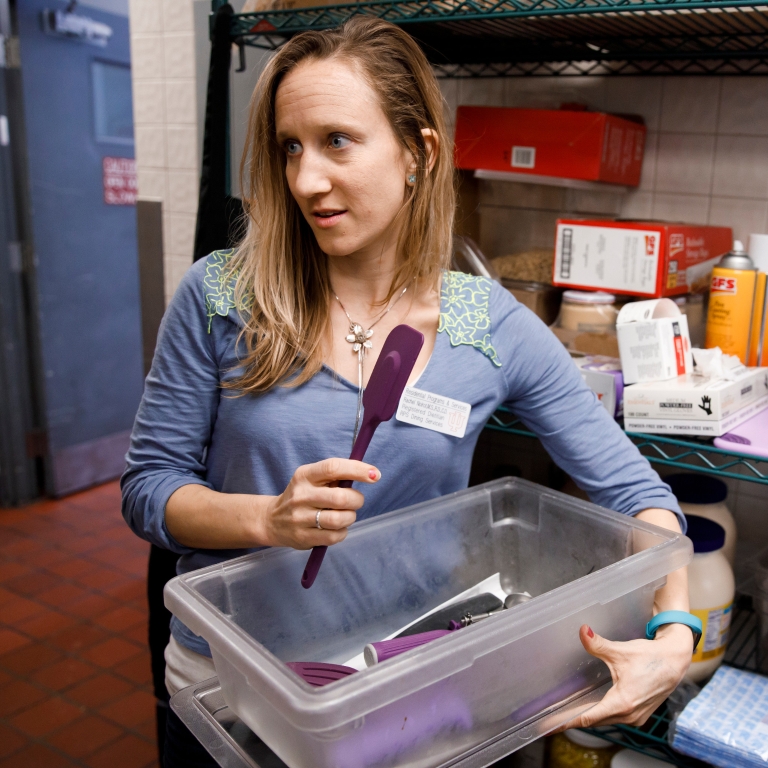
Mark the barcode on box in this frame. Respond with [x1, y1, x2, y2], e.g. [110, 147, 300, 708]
[511, 146, 536, 169]
[560, 228, 573, 279]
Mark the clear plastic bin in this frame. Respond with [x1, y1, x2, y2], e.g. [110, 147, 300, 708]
[165, 478, 691, 768]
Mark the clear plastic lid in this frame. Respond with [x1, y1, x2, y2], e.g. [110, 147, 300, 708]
[563, 290, 616, 305]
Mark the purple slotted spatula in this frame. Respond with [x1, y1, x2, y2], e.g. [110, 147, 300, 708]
[286, 662, 358, 687]
[301, 324, 425, 589]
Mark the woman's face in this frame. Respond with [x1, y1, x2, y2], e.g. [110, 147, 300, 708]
[275, 57, 414, 261]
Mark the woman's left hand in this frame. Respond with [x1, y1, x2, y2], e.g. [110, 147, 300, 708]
[563, 622, 693, 729]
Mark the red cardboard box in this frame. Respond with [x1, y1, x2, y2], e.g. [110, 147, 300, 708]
[553, 220, 733, 298]
[454, 106, 646, 186]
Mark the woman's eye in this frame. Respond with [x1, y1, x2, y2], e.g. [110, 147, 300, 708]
[285, 141, 301, 156]
[329, 135, 351, 150]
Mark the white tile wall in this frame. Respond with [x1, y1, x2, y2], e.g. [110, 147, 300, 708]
[133, 80, 165, 124]
[135, 125, 166, 168]
[166, 126, 198, 170]
[168, 170, 199, 213]
[712, 135, 768, 199]
[655, 133, 715, 195]
[718, 79, 768, 136]
[652, 192, 710, 224]
[164, 33, 197, 80]
[620, 190, 653, 220]
[130, 35, 164, 80]
[709, 197, 768, 243]
[638, 131, 658, 192]
[129, 0, 199, 304]
[129, 0, 162, 33]
[659, 77, 721, 134]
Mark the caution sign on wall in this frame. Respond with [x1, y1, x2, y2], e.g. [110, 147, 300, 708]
[103, 156, 137, 205]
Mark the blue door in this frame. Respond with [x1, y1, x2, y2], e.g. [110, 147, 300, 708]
[17, 1, 143, 495]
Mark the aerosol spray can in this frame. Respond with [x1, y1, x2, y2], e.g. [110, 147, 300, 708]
[750, 234, 768, 366]
[705, 241, 765, 365]
[751, 271, 767, 366]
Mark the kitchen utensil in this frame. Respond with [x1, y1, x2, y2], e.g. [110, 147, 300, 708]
[395, 593, 504, 637]
[286, 662, 357, 687]
[301, 324, 425, 588]
[714, 406, 768, 458]
[365, 629, 457, 666]
[366, 592, 533, 664]
[449, 591, 533, 628]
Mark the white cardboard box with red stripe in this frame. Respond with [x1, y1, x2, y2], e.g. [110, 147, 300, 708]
[616, 299, 692, 385]
[552, 219, 732, 297]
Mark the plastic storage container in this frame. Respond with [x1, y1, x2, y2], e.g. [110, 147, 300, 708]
[685, 515, 735, 683]
[559, 291, 618, 333]
[666, 474, 737, 566]
[165, 478, 691, 768]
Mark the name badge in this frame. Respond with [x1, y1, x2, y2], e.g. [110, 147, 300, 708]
[396, 386, 471, 438]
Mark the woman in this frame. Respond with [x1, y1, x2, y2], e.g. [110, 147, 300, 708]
[122, 17, 694, 767]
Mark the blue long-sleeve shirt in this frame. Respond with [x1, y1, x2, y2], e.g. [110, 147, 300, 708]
[122, 251, 682, 656]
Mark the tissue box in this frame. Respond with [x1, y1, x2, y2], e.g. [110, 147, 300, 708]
[454, 107, 646, 185]
[574, 356, 624, 418]
[624, 367, 768, 436]
[617, 299, 692, 385]
[552, 220, 733, 297]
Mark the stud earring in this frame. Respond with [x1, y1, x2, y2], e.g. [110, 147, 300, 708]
[407, 174, 417, 184]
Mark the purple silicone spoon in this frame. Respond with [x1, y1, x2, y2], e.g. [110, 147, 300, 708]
[301, 324, 425, 589]
[286, 662, 358, 687]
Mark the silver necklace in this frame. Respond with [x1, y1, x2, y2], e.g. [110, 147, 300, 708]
[333, 284, 409, 445]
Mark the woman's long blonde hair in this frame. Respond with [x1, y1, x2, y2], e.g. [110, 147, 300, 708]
[226, 16, 455, 394]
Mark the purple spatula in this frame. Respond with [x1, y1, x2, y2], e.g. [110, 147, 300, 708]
[301, 324, 425, 589]
[286, 661, 358, 687]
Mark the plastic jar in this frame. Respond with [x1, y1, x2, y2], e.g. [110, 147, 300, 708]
[666, 474, 737, 566]
[548, 729, 618, 768]
[611, 750, 669, 768]
[685, 515, 735, 683]
[560, 291, 618, 333]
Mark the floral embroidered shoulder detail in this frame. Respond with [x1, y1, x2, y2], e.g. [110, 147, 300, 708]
[203, 250, 252, 332]
[438, 271, 501, 367]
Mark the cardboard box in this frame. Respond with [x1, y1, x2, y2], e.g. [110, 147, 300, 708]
[624, 366, 768, 424]
[617, 299, 692, 385]
[625, 394, 768, 436]
[454, 107, 646, 186]
[553, 220, 733, 298]
[574, 356, 624, 418]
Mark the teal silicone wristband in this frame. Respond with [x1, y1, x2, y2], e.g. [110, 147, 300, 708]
[646, 610, 703, 652]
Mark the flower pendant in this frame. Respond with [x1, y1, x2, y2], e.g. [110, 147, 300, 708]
[345, 323, 373, 354]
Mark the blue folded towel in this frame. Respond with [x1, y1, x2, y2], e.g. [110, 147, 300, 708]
[672, 666, 768, 767]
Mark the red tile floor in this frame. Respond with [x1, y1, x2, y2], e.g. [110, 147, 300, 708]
[0, 481, 158, 767]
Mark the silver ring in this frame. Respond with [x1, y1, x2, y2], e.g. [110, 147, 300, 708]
[316, 509, 323, 530]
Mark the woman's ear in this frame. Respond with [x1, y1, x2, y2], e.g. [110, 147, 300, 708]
[405, 128, 440, 181]
[421, 128, 439, 174]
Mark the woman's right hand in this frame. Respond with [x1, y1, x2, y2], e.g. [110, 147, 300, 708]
[261, 458, 380, 550]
